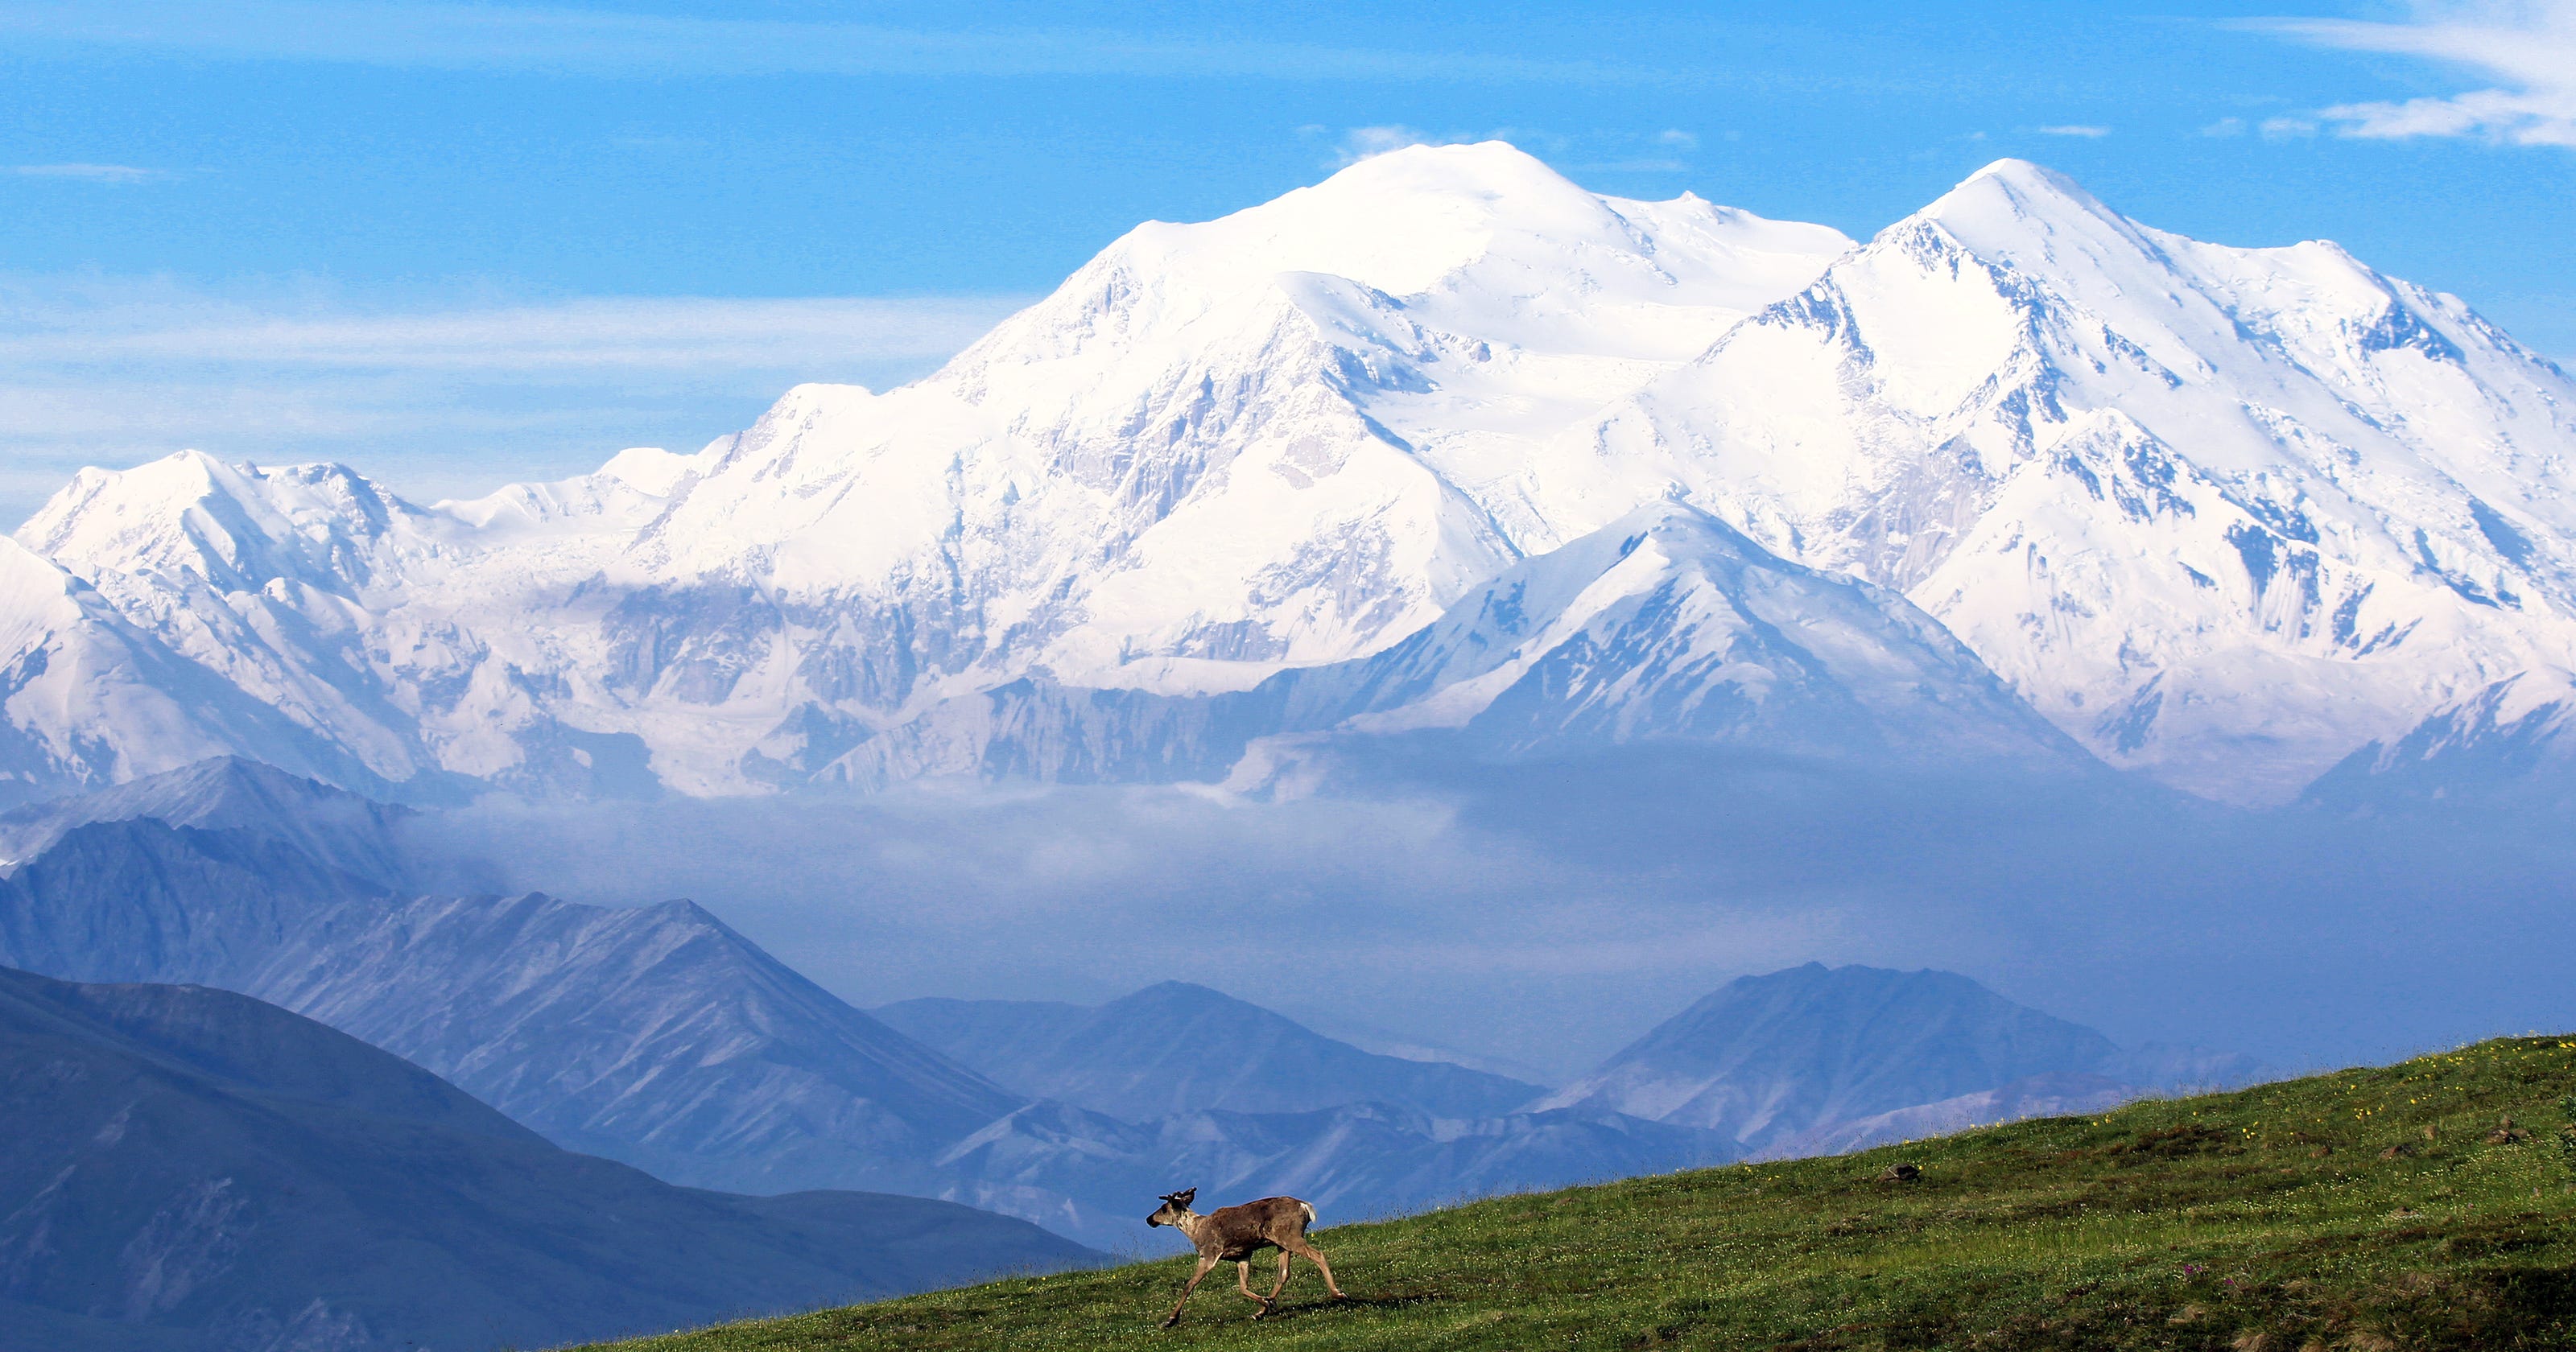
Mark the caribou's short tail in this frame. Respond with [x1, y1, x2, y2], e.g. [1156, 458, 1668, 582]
[1301, 1202, 1318, 1229]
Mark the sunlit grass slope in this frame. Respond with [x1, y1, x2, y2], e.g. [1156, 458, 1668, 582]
[584, 1037, 2576, 1352]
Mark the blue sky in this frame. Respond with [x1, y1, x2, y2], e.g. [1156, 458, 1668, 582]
[2, 0, 2570, 517]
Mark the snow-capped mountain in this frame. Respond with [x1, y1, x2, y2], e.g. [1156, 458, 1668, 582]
[1565, 161, 2576, 799]
[7, 142, 2574, 804]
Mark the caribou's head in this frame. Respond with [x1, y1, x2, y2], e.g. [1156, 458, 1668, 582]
[1146, 1188, 1198, 1228]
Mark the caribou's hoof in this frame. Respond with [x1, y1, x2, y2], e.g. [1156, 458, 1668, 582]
[1159, 1314, 1181, 1329]
[1253, 1300, 1275, 1320]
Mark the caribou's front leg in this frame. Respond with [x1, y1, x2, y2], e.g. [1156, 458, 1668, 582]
[1162, 1255, 1218, 1329]
[1236, 1260, 1271, 1315]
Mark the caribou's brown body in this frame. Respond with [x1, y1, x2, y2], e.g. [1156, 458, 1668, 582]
[1146, 1188, 1344, 1327]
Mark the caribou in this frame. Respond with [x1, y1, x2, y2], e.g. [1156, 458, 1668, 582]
[1145, 1188, 1345, 1327]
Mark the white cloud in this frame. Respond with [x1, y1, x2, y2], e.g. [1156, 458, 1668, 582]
[1322, 126, 1688, 175]
[10, 163, 168, 183]
[0, 0, 1643, 84]
[2034, 124, 2112, 138]
[2201, 117, 2248, 137]
[2262, 1, 2576, 147]
[0, 276, 1028, 521]
[1331, 125, 1459, 165]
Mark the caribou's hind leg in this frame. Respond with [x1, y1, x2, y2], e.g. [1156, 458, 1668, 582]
[1285, 1238, 1344, 1300]
[1261, 1247, 1295, 1310]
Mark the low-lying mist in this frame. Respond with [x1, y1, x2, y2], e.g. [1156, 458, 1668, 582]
[405, 743, 2576, 1082]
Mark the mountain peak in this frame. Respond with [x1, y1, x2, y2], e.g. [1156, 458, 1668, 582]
[1313, 138, 1575, 201]
[1916, 158, 2130, 249]
[1960, 157, 2079, 192]
[1095, 138, 1639, 302]
[1111, 979, 1264, 1014]
[20, 447, 425, 596]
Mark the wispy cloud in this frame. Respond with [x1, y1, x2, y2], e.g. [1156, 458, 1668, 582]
[1329, 125, 1463, 166]
[0, 290, 1024, 373]
[10, 163, 168, 183]
[2257, 1, 2576, 147]
[0, 276, 1028, 520]
[2034, 124, 2111, 138]
[1316, 125, 1697, 176]
[0, 0, 1646, 84]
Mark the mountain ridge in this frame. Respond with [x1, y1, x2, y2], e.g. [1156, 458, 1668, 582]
[875, 980, 1546, 1121]
[10, 144, 2566, 803]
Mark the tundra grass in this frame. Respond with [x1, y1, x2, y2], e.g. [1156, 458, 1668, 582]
[581, 1037, 2576, 1352]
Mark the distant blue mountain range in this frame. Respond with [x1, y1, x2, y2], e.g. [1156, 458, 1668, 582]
[0, 757, 2266, 1346]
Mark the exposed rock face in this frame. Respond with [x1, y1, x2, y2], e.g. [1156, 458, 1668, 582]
[2303, 667, 2576, 812]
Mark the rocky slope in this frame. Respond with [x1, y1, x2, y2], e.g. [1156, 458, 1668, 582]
[2302, 666, 2576, 812]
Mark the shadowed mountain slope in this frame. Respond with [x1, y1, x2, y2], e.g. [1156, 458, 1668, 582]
[0, 966, 1095, 1352]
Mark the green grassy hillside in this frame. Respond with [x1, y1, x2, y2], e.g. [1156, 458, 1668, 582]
[583, 1037, 2576, 1352]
